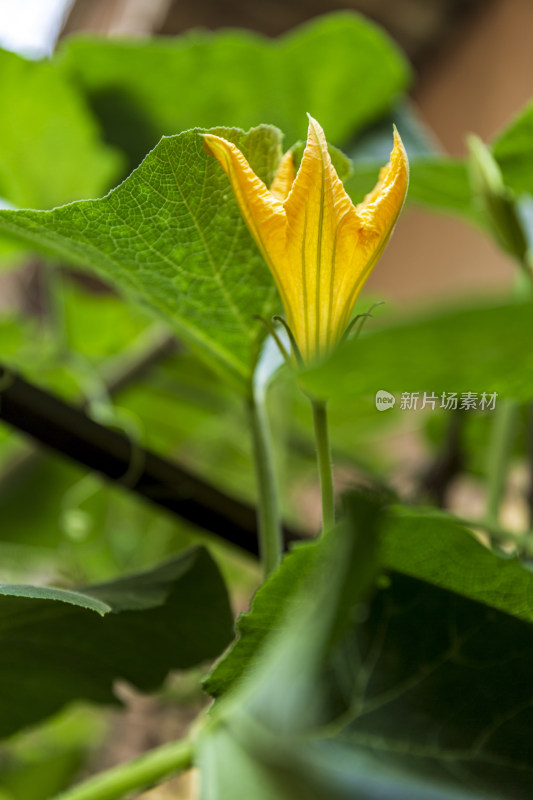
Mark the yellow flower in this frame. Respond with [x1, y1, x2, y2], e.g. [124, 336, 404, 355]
[204, 116, 409, 364]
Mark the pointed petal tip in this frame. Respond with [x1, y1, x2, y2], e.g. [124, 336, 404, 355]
[391, 126, 409, 169]
[202, 132, 224, 157]
[387, 126, 409, 195]
[202, 132, 239, 158]
[306, 113, 325, 137]
[304, 115, 328, 160]
[302, 114, 331, 165]
[353, 125, 409, 236]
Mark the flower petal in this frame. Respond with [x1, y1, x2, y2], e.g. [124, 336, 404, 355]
[282, 115, 358, 360]
[203, 134, 288, 290]
[331, 127, 409, 338]
[270, 150, 296, 201]
[204, 122, 408, 366]
[354, 127, 409, 235]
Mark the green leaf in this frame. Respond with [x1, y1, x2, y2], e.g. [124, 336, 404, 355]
[198, 494, 383, 799]
[198, 722, 487, 800]
[0, 709, 105, 800]
[61, 280, 152, 362]
[58, 12, 411, 171]
[0, 314, 31, 360]
[200, 496, 533, 800]
[0, 126, 284, 393]
[383, 506, 533, 624]
[301, 298, 533, 404]
[0, 546, 233, 738]
[206, 501, 533, 703]
[492, 100, 533, 196]
[346, 157, 477, 221]
[0, 49, 121, 210]
[407, 158, 478, 219]
[0, 584, 110, 615]
[204, 537, 318, 699]
[329, 572, 533, 800]
[206, 494, 382, 717]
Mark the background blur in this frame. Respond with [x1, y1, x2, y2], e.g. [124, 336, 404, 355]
[0, 2, 531, 798]
[2, 0, 533, 302]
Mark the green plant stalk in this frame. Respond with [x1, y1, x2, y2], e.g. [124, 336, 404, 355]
[478, 216, 533, 531]
[52, 737, 193, 800]
[484, 249, 531, 527]
[311, 399, 335, 532]
[485, 398, 518, 526]
[248, 394, 282, 577]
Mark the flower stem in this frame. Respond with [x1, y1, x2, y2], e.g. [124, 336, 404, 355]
[485, 398, 518, 526]
[248, 394, 282, 578]
[52, 737, 193, 800]
[311, 399, 335, 532]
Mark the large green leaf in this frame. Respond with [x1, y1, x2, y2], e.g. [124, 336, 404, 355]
[0, 126, 283, 393]
[198, 494, 382, 799]
[58, 12, 410, 171]
[301, 298, 533, 404]
[205, 502, 533, 700]
[383, 506, 533, 624]
[205, 573, 533, 799]
[329, 572, 533, 800]
[199, 496, 533, 800]
[0, 49, 121, 210]
[0, 546, 233, 738]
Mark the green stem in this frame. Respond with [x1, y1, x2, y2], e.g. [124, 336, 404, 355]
[248, 394, 282, 578]
[485, 399, 518, 526]
[52, 738, 193, 800]
[311, 399, 335, 532]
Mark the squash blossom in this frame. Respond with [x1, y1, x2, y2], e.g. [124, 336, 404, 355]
[204, 116, 409, 364]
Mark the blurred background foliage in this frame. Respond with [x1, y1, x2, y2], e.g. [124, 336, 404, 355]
[1, 1, 533, 798]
